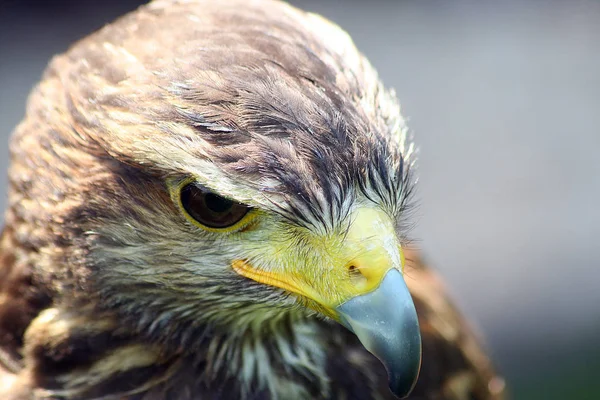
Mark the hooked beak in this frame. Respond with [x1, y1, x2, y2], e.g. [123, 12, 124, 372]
[336, 268, 421, 398]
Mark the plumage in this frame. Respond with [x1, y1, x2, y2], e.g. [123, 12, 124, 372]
[0, 0, 505, 399]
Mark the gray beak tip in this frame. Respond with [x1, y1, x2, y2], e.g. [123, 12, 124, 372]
[336, 269, 422, 399]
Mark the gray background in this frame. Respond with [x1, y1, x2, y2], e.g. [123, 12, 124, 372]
[1, 1, 599, 398]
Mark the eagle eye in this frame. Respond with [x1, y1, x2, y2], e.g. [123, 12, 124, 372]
[179, 183, 250, 229]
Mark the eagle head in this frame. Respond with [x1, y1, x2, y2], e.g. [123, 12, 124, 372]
[2, 0, 424, 398]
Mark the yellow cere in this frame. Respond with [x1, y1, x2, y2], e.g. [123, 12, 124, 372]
[231, 206, 405, 319]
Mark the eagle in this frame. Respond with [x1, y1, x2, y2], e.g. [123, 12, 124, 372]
[0, 0, 505, 399]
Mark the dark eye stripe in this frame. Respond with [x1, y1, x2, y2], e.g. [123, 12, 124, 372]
[180, 183, 250, 229]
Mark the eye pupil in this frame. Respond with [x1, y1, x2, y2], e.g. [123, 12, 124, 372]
[179, 183, 250, 229]
[204, 193, 233, 213]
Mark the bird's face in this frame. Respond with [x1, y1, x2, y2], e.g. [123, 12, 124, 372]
[170, 178, 404, 318]
[80, 160, 420, 397]
[98, 163, 415, 393]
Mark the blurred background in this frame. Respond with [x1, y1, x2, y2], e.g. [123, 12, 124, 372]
[1, 0, 599, 398]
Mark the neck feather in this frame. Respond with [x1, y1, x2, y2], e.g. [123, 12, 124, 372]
[7, 304, 331, 399]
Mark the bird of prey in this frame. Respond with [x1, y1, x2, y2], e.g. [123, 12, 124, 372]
[0, 0, 505, 399]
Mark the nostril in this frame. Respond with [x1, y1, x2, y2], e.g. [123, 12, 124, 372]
[347, 264, 362, 276]
[347, 263, 367, 286]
